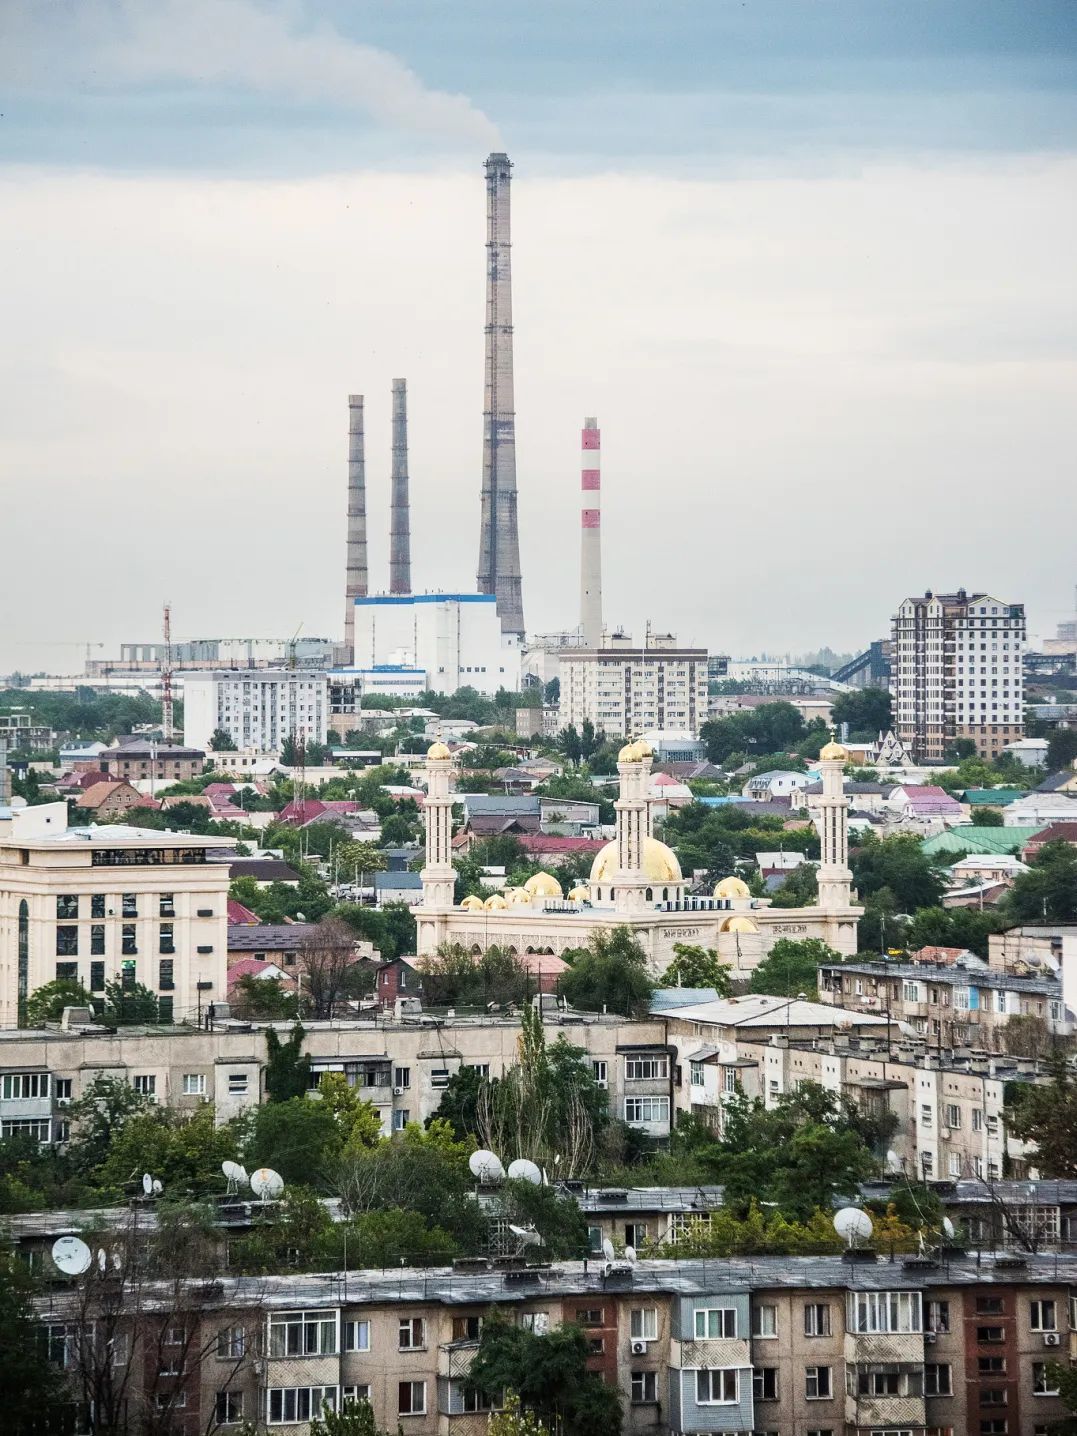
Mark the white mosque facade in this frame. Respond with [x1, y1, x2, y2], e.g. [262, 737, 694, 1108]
[416, 740, 861, 975]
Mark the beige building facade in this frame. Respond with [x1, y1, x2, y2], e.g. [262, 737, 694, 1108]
[559, 636, 709, 739]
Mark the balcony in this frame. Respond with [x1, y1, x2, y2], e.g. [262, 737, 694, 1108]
[437, 1340, 478, 1380]
[669, 1336, 750, 1370]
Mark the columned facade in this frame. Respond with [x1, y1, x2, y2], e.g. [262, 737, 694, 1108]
[419, 743, 456, 909]
[815, 740, 854, 911]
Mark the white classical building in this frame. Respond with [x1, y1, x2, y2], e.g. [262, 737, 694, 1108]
[348, 593, 522, 696]
[415, 738, 861, 973]
[181, 670, 328, 754]
[0, 801, 233, 1029]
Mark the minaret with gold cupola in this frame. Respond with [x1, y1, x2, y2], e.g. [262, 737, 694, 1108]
[420, 741, 456, 908]
[815, 738, 853, 910]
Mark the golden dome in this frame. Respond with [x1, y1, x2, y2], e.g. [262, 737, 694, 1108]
[483, 893, 508, 911]
[590, 836, 683, 884]
[721, 915, 759, 934]
[427, 741, 452, 760]
[460, 894, 485, 911]
[635, 739, 653, 758]
[524, 871, 563, 899]
[617, 740, 642, 763]
[504, 886, 531, 906]
[819, 740, 849, 762]
[714, 876, 751, 899]
[567, 885, 590, 902]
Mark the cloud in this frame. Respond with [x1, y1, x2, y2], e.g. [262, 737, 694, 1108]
[1, 0, 499, 147]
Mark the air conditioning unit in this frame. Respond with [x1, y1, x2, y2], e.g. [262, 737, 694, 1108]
[393, 1087, 407, 1096]
[55, 1097, 70, 1109]
[631, 1340, 648, 1355]
[1044, 1332, 1061, 1347]
[924, 1331, 937, 1344]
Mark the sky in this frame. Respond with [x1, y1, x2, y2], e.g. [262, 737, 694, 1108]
[2, 0, 1076, 674]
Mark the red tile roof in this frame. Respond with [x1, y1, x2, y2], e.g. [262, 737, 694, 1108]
[227, 899, 261, 925]
[517, 835, 606, 854]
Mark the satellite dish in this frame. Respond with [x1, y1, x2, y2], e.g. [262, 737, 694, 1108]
[222, 1160, 249, 1193]
[602, 1237, 616, 1263]
[508, 1224, 543, 1247]
[833, 1207, 874, 1246]
[507, 1158, 542, 1186]
[885, 1149, 901, 1173]
[249, 1167, 285, 1200]
[942, 1217, 956, 1240]
[52, 1236, 92, 1276]
[97, 1249, 107, 1272]
[141, 1173, 153, 1195]
[112, 1250, 122, 1271]
[468, 1150, 506, 1184]
[624, 1245, 637, 1264]
[152, 1179, 163, 1196]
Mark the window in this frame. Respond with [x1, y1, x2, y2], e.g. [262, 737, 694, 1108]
[182, 1074, 206, 1096]
[268, 1310, 338, 1357]
[517, 1312, 549, 1334]
[945, 1103, 961, 1129]
[342, 1386, 371, 1406]
[398, 1381, 426, 1416]
[624, 1097, 670, 1124]
[217, 1327, 246, 1360]
[45, 1324, 78, 1368]
[805, 1366, 832, 1399]
[55, 1078, 72, 1100]
[159, 925, 175, 956]
[343, 1319, 370, 1352]
[973, 1109, 984, 1131]
[90, 928, 105, 958]
[982, 1389, 1008, 1406]
[1032, 1362, 1060, 1396]
[227, 1073, 248, 1095]
[977, 1297, 1003, 1315]
[56, 927, 79, 957]
[393, 1066, 410, 1089]
[392, 1109, 409, 1131]
[849, 1291, 922, 1334]
[398, 1317, 425, 1350]
[451, 1315, 482, 1343]
[158, 996, 173, 1024]
[979, 1357, 1006, 1375]
[122, 894, 137, 918]
[624, 1056, 669, 1081]
[921, 1104, 933, 1127]
[2, 1073, 49, 1100]
[631, 1370, 657, 1403]
[695, 1307, 736, 1339]
[927, 1300, 950, 1334]
[430, 1068, 450, 1089]
[1031, 1299, 1057, 1332]
[121, 925, 137, 955]
[56, 895, 79, 919]
[575, 1308, 604, 1327]
[91, 894, 106, 919]
[980, 1423, 1008, 1436]
[216, 1392, 243, 1424]
[695, 1369, 737, 1404]
[159, 894, 175, 917]
[630, 1308, 657, 1341]
[804, 1302, 831, 1337]
[754, 1367, 778, 1401]
[926, 1364, 952, 1396]
[753, 1304, 777, 1338]
[268, 1388, 337, 1424]
[806, 1431, 834, 1436]
[857, 1369, 923, 1396]
[978, 1327, 1005, 1344]
[158, 959, 175, 991]
[132, 1075, 156, 1099]
[690, 1061, 705, 1087]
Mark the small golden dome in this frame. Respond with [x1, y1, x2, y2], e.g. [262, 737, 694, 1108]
[483, 893, 508, 911]
[427, 741, 452, 760]
[590, 836, 683, 884]
[714, 875, 751, 899]
[635, 739, 653, 759]
[617, 740, 642, 763]
[523, 871, 563, 899]
[567, 885, 589, 901]
[460, 894, 485, 911]
[819, 740, 849, 762]
[722, 915, 759, 934]
[503, 886, 531, 906]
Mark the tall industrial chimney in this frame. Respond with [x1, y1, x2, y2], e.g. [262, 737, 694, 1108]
[476, 152, 525, 641]
[580, 417, 602, 647]
[343, 394, 368, 664]
[389, 378, 412, 595]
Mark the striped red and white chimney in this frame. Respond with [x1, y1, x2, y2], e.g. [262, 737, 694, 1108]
[580, 416, 602, 648]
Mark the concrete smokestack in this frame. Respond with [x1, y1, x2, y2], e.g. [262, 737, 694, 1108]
[343, 394, 368, 664]
[580, 417, 602, 647]
[476, 152, 525, 641]
[389, 378, 412, 595]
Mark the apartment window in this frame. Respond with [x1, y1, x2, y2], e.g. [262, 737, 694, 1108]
[591, 1060, 608, 1087]
[159, 894, 175, 918]
[56, 895, 79, 919]
[575, 1309, 604, 1328]
[227, 1073, 248, 1095]
[398, 1381, 426, 1416]
[158, 997, 174, 1024]
[392, 1110, 409, 1131]
[624, 1055, 669, 1081]
[624, 1097, 670, 1124]
[945, 1103, 961, 1129]
[2, 1073, 49, 1100]
[631, 1370, 657, 1403]
[122, 894, 137, 918]
[806, 1431, 834, 1436]
[393, 1066, 410, 1089]
[804, 1302, 831, 1337]
[980, 1422, 1008, 1435]
[517, 1312, 549, 1334]
[90, 928, 105, 958]
[979, 1357, 1006, 1375]
[753, 1304, 777, 1338]
[342, 1386, 371, 1407]
[55, 961, 78, 983]
[55, 1079, 72, 1100]
[695, 1308, 736, 1339]
[754, 1367, 778, 1401]
[848, 1291, 922, 1333]
[451, 1315, 482, 1343]
[132, 1075, 156, 1099]
[398, 1317, 425, 1350]
[624, 1221, 648, 1249]
[977, 1298, 1004, 1315]
[1032, 1362, 1060, 1396]
[182, 1074, 206, 1096]
[158, 959, 175, 991]
[267, 1388, 337, 1424]
[56, 927, 78, 957]
[217, 1327, 246, 1359]
[159, 924, 175, 956]
[3, 1117, 51, 1140]
[91, 894, 106, 919]
[926, 1363, 953, 1396]
[430, 1069, 450, 1089]
[978, 1327, 1005, 1344]
[268, 1310, 338, 1357]
[690, 1061, 705, 1087]
[1030, 1299, 1057, 1331]
[921, 1103, 933, 1126]
[695, 1369, 737, 1404]
[343, 1319, 370, 1352]
[215, 1392, 243, 1424]
[805, 1366, 832, 1399]
[973, 1109, 984, 1131]
[630, 1308, 657, 1341]
[927, 1301, 950, 1334]
[121, 925, 137, 955]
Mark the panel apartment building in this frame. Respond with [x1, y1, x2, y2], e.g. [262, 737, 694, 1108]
[560, 634, 709, 739]
[181, 671, 328, 755]
[891, 589, 1025, 761]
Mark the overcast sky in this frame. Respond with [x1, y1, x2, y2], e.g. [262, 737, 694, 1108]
[2, 0, 1076, 674]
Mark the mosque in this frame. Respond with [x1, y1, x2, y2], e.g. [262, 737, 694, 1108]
[415, 739, 861, 977]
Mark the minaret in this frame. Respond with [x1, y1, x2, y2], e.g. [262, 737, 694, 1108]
[389, 379, 412, 595]
[476, 152, 525, 641]
[816, 739, 853, 909]
[420, 742, 456, 908]
[343, 394, 368, 664]
[612, 741, 652, 913]
[580, 417, 602, 647]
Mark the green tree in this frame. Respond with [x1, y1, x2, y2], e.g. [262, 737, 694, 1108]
[851, 832, 944, 912]
[65, 1074, 155, 1178]
[1047, 727, 1077, 773]
[700, 701, 806, 764]
[311, 1396, 393, 1436]
[265, 1023, 311, 1101]
[658, 944, 732, 995]
[92, 1101, 239, 1200]
[23, 978, 95, 1026]
[230, 972, 300, 1020]
[558, 927, 655, 1016]
[749, 937, 843, 998]
[468, 1313, 622, 1436]
[209, 727, 236, 751]
[432, 1064, 485, 1142]
[1007, 1061, 1077, 1177]
[102, 979, 160, 1025]
[0, 1249, 68, 1435]
[829, 687, 892, 739]
[489, 1392, 552, 1436]
[769, 861, 819, 908]
[335, 840, 388, 886]
[246, 1097, 342, 1187]
[1007, 841, 1077, 923]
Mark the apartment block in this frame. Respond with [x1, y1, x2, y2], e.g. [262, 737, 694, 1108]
[891, 589, 1025, 761]
[560, 636, 709, 739]
[181, 671, 328, 755]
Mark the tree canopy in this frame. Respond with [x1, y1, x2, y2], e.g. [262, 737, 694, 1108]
[468, 1314, 622, 1436]
[557, 927, 655, 1017]
[748, 936, 844, 998]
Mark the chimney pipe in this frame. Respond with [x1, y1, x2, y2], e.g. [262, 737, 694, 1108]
[389, 379, 412, 595]
[580, 416, 602, 648]
[343, 394, 368, 664]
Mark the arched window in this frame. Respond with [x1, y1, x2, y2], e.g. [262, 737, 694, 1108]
[662, 887, 669, 902]
[645, 887, 653, 902]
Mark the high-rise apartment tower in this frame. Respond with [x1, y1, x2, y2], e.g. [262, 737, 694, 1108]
[389, 378, 412, 595]
[343, 394, 368, 663]
[476, 152, 525, 641]
[580, 417, 602, 647]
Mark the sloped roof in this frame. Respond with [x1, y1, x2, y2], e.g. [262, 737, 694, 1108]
[1025, 821, 1077, 846]
[227, 922, 321, 951]
[921, 825, 1045, 856]
[227, 899, 261, 924]
[1037, 771, 1077, 793]
[227, 956, 291, 983]
[75, 780, 136, 808]
[962, 788, 1026, 806]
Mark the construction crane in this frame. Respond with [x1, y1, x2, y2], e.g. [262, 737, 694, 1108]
[161, 603, 175, 743]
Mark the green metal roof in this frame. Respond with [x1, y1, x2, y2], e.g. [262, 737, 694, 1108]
[961, 788, 1027, 807]
[922, 825, 1045, 856]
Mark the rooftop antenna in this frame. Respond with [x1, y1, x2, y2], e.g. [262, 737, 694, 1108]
[250, 1167, 285, 1203]
[222, 1160, 249, 1196]
[51, 1236, 92, 1276]
[161, 602, 174, 743]
[833, 1206, 874, 1253]
[468, 1150, 506, 1185]
[506, 1158, 542, 1186]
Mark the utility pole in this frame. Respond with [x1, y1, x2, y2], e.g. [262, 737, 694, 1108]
[161, 602, 174, 743]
